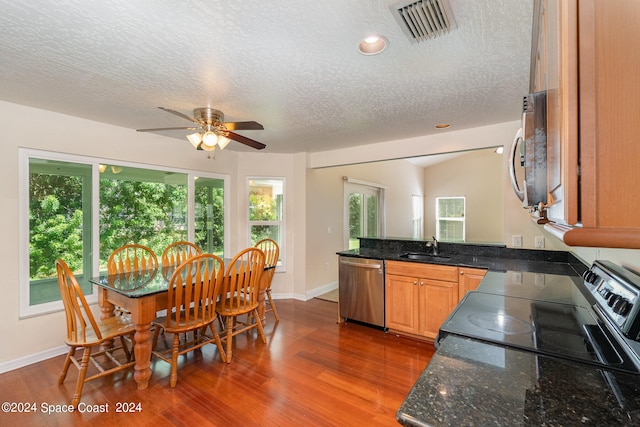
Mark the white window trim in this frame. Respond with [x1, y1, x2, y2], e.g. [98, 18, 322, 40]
[343, 177, 387, 249]
[19, 148, 230, 318]
[435, 196, 466, 242]
[247, 176, 286, 272]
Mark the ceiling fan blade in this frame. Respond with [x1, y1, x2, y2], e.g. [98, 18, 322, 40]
[223, 121, 264, 131]
[226, 131, 266, 150]
[157, 107, 200, 124]
[136, 126, 199, 132]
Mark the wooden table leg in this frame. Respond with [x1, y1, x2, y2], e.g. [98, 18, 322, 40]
[132, 322, 152, 390]
[257, 288, 266, 326]
[129, 295, 159, 390]
[98, 288, 115, 351]
[103, 291, 159, 390]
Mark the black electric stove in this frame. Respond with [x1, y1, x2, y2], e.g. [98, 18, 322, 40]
[438, 262, 640, 375]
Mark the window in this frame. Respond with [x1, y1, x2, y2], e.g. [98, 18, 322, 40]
[248, 177, 284, 270]
[194, 176, 226, 257]
[344, 179, 386, 249]
[435, 196, 465, 242]
[27, 158, 93, 309]
[98, 165, 189, 269]
[412, 194, 424, 239]
[20, 149, 229, 317]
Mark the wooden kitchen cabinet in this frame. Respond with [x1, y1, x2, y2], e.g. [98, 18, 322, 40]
[385, 261, 458, 341]
[458, 267, 487, 302]
[533, 0, 640, 248]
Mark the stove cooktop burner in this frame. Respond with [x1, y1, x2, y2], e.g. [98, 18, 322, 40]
[536, 330, 592, 359]
[467, 312, 534, 335]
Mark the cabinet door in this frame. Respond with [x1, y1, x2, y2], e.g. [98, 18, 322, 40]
[458, 268, 487, 302]
[538, 0, 579, 225]
[418, 279, 457, 340]
[385, 274, 419, 334]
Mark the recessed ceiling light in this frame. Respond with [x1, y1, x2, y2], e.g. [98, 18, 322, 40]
[434, 123, 451, 129]
[358, 35, 388, 55]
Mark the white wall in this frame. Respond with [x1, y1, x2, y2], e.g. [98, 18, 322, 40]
[233, 151, 307, 300]
[305, 159, 424, 293]
[423, 149, 504, 243]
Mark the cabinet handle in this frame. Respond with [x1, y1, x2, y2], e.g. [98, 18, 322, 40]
[460, 271, 465, 275]
[413, 281, 418, 285]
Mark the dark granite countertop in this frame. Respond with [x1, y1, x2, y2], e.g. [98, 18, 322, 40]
[396, 335, 640, 426]
[337, 243, 587, 277]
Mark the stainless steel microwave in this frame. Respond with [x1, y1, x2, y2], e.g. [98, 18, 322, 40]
[508, 91, 547, 208]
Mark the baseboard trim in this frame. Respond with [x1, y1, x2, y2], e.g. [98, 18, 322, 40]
[305, 281, 338, 301]
[0, 345, 68, 374]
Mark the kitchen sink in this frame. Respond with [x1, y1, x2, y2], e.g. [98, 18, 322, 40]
[399, 252, 451, 261]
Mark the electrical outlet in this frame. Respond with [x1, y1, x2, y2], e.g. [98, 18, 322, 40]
[535, 273, 545, 287]
[535, 236, 545, 248]
[512, 235, 523, 247]
[512, 272, 523, 284]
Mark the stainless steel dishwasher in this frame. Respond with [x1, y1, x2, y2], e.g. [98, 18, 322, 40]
[338, 256, 385, 328]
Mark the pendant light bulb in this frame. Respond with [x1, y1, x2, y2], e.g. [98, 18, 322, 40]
[202, 131, 218, 148]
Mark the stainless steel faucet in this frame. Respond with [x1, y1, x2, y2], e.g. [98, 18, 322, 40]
[426, 236, 439, 255]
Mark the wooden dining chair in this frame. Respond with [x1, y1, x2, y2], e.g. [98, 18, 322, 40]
[107, 244, 158, 315]
[161, 241, 202, 279]
[151, 254, 226, 387]
[216, 247, 267, 363]
[254, 238, 280, 321]
[161, 241, 202, 266]
[55, 259, 136, 407]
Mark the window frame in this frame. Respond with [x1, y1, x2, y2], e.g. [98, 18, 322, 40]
[247, 176, 285, 272]
[343, 178, 386, 249]
[19, 148, 230, 318]
[435, 196, 466, 242]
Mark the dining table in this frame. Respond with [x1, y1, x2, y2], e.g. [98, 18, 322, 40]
[90, 260, 272, 390]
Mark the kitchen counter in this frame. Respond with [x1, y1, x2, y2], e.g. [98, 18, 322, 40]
[338, 238, 640, 425]
[337, 245, 586, 277]
[396, 335, 640, 426]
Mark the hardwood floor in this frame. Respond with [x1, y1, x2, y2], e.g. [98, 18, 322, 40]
[0, 299, 434, 427]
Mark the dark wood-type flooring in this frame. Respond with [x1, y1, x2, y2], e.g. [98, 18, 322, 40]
[0, 299, 434, 427]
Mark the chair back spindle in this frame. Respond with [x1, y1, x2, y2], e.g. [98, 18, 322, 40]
[108, 244, 158, 278]
[161, 241, 202, 280]
[218, 247, 265, 314]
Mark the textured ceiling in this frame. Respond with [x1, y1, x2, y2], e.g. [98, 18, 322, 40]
[0, 0, 533, 153]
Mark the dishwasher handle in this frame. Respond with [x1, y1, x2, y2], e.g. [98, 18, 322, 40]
[339, 259, 382, 269]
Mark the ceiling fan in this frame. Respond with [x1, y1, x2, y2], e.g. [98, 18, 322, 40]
[137, 107, 266, 151]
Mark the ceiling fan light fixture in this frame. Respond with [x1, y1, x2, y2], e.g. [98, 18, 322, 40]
[186, 132, 203, 149]
[218, 135, 231, 150]
[202, 131, 218, 148]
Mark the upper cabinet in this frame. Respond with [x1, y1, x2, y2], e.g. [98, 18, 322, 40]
[534, 0, 640, 249]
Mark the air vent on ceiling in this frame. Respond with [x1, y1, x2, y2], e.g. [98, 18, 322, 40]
[390, 0, 457, 43]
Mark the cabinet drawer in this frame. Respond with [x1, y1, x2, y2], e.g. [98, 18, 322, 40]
[386, 260, 458, 282]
